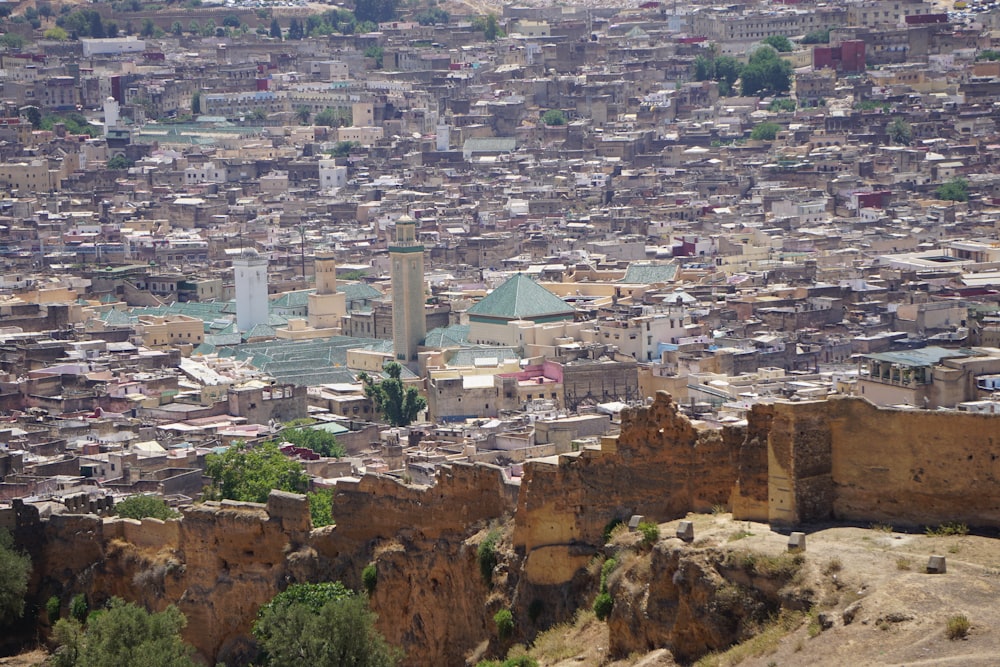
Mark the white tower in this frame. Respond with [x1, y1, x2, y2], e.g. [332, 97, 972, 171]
[390, 214, 425, 368]
[234, 248, 269, 332]
[103, 97, 120, 136]
[436, 124, 450, 152]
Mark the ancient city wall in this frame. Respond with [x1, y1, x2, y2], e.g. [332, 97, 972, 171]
[762, 397, 1000, 527]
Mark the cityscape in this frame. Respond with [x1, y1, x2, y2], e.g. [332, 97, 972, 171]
[2, 0, 1000, 665]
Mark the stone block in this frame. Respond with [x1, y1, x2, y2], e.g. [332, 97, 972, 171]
[927, 555, 947, 574]
[787, 532, 806, 552]
[628, 515, 645, 532]
[676, 520, 694, 542]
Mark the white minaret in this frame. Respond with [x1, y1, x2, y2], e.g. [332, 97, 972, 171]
[103, 97, 119, 136]
[436, 124, 450, 152]
[390, 214, 425, 368]
[234, 248, 269, 332]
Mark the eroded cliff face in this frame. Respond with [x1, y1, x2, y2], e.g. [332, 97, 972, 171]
[20, 394, 997, 665]
[606, 539, 813, 663]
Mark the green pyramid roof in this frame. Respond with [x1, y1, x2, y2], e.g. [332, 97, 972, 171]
[467, 274, 575, 323]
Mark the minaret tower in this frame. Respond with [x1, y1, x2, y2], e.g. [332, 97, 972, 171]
[234, 248, 269, 332]
[390, 214, 425, 368]
[308, 249, 345, 331]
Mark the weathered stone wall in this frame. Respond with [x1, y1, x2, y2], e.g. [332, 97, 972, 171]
[757, 396, 1000, 528]
[513, 392, 745, 586]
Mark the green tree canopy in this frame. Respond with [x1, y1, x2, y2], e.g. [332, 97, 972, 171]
[801, 28, 831, 44]
[762, 35, 793, 52]
[0, 529, 30, 627]
[740, 46, 793, 96]
[204, 440, 309, 503]
[51, 599, 197, 667]
[281, 427, 345, 458]
[253, 583, 400, 667]
[359, 362, 426, 427]
[937, 177, 969, 202]
[888, 117, 912, 145]
[414, 7, 448, 25]
[269, 17, 281, 39]
[354, 0, 398, 23]
[750, 121, 782, 141]
[113, 495, 178, 520]
[315, 107, 350, 127]
[106, 155, 134, 170]
[541, 109, 566, 126]
[328, 140, 360, 157]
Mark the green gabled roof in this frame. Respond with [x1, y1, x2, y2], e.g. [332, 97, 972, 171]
[424, 324, 470, 348]
[620, 262, 678, 285]
[466, 274, 575, 322]
[337, 282, 382, 302]
[245, 323, 277, 340]
[270, 290, 312, 309]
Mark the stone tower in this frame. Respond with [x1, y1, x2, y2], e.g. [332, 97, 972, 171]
[390, 214, 425, 368]
[234, 248, 269, 332]
[308, 249, 345, 331]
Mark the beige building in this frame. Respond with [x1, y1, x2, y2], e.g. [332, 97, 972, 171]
[856, 347, 1000, 409]
[136, 314, 204, 349]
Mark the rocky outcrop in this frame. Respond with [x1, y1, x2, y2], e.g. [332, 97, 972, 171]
[607, 541, 813, 663]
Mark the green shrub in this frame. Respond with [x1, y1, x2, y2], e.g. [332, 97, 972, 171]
[946, 614, 970, 639]
[592, 592, 613, 621]
[46, 596, 61, 622]
[638, 521, 660, 547]
[600, 558, 617, 593]
[494, 609, 514, 640]
[602, 518, 624, 543]
[362, 563, 378, 595]
[750, 122, 782, 141]
[113, 495, 179, 520]
[925, 522, 969, 537]
[501, 656, 538, 667]
[308, 488, 335, 528]
[478, 531, 500, 585]
[70, 594, 88, 623]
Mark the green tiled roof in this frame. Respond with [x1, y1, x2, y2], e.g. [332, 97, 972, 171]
[244, 323, 277, 339]
[621, 262, 678, 285]
[467, 274, 575, 322]
[424, 324, 470, 348]
[338, 282, 382, 303]
[270, 290, 312, 309]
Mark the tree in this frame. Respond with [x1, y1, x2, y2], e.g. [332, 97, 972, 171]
[541, 109, 566, 126]
[762, 35, 793, 52]
[484, 13, 499, 40]
[750, 121, 781, 140]
[888, 117, 912, 145]
[354, 0, 398, 23]
[188, 20, 200, 35]
[51, 599, 197, 667]
[294, 106, 311, 125]
[414, 7, 448, 25]
[693, 54, 714, 81]
[281, 427, 345, 457]
[801, 28, 831, 44]
[113, 495, 178, 520]
[222, 14, 240, 28]
[0, 528, 30, 627]
[328, 140, 360, 157]
[315, 107, 350, 127]
[308, 488, 334, 528]
[140, 18, 155, 37]
[937, 177, 969, 202]
[364, 45, 383, 68]
[769, 98, 796, 112]
[288, 18, 303, 39]
[23, 106, 41, 128]
[740, 46, 792, 96]
[191, 91, 201, 115]
[204, 440, 309, 503]
[253, 583, 400, 667]
[269, 17, 281, 39]
[359, 362, 426, 427]
[45, 26, 69, 40]
[0, 33, 25, 50]
[171, 21, 183, 36]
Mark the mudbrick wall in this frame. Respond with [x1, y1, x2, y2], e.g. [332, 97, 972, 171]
[11, 393, 1000, 664]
